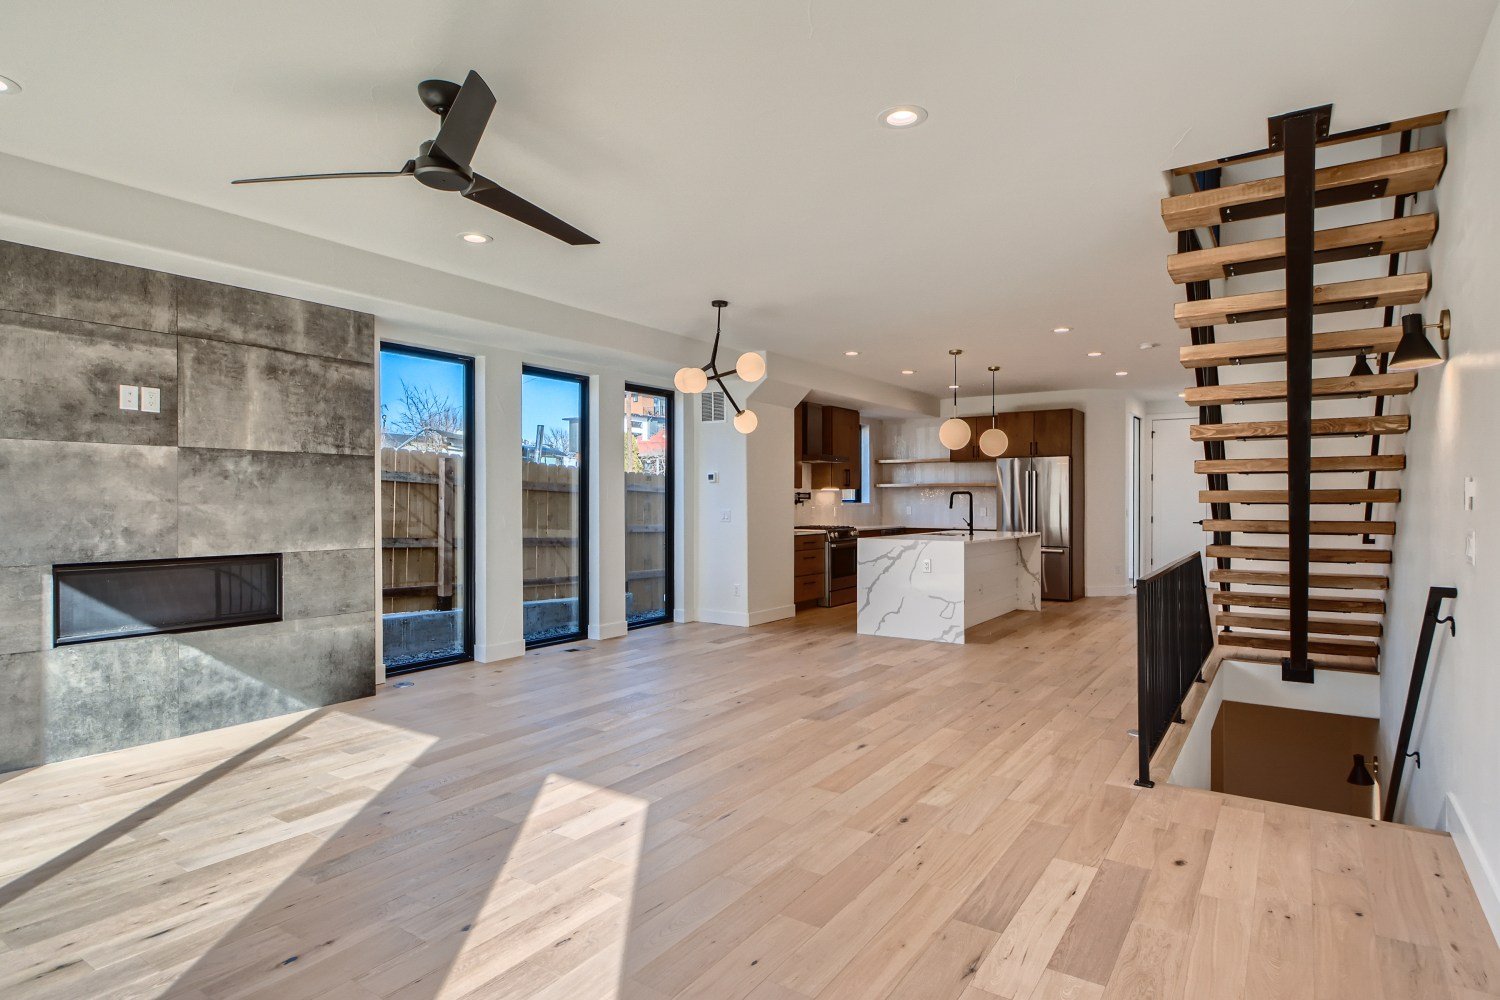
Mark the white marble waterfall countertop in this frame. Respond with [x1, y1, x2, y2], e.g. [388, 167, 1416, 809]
[856, 531, 1041, 644]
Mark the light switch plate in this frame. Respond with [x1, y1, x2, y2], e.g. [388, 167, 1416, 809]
[140, 386, 161, 413]
[1465, 476, 1476, 511]
[1467, 530, 1477, 567]
[118, 384, 139, 411]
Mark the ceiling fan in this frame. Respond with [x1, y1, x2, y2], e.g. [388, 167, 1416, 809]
[231, 70, 598, 246]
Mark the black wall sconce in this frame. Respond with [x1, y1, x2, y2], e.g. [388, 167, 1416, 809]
[1391, 309, 1452, 371]
[1347, 753, 1377, 786]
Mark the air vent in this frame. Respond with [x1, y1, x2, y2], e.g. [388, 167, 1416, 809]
[700, 391, 726, 423]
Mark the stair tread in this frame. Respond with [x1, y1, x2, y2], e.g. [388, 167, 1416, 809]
[1203, 519, 1396, 535]
[1216, 611, 1384, 637]
[1174, 273, 1429, 329]
[1212, 591, 1386, 613]
[1199, 488, 1401, 504]
[1170, 112, 1447, 176]
[1161, 147, 1447, 232]
[1195, 455, 1406, 474]
[1216, 634, 1380, 671]
[1205, 545, 1392, 564]
[1184, 372, 1416, 406]
[1210, 569, 1389, 589]
[1167, 214, 1438, 283]
[1191, 415, 1410, 441]
[1217, 632, 1380, 655]
[1180, 327, 1402, 369]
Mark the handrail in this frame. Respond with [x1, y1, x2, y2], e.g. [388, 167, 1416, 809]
[1382, 586, 1458, 822]
[1135, 552, 1216, 787]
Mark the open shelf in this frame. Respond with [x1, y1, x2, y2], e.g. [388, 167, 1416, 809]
[876, 457, 992, 465]
[875, 481, 997, 489]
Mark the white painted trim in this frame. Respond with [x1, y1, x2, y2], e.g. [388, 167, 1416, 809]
[589, 621, 629, 641]
[696, 605, 795, 628]
[1444, 793, 1500, 944]
[748, 604, 796, 627]
[473, 640, 525, 664]
[1168, 665, 1225, 789]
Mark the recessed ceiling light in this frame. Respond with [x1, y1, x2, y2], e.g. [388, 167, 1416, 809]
[1115, 370, 1129, 377]
[1139, 342, 1159, 350]
[1087, 351, 1103, 358]
[948, 384, 960, 390]
[459, 232, 492, 244]
[0, 75, 20, 94]
[900, 369, 916, 375]
[844, 350, 860, 357]
[1053, 326, 1071, 334]
[880, 105, 928, 129]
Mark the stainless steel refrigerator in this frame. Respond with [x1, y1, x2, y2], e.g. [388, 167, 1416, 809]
[996, 457, 1072, 601]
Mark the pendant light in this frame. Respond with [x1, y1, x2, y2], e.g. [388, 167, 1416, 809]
[978, 365, 1009, 457]
[672, 300, 766, 434]
[938, 349, 972, 450]
[1389, 310, 1451, 371]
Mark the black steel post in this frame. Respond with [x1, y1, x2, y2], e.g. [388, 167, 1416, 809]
[1382, 586, 1458, 822]
[1280, 110, 1318, 683]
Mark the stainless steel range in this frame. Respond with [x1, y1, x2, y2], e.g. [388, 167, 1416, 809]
[798, 525, 859, 606]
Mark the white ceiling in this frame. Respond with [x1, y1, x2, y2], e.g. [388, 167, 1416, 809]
[0, 0, 1494, 398]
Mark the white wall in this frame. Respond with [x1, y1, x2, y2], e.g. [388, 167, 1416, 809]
[1378, 5, 1500, 938]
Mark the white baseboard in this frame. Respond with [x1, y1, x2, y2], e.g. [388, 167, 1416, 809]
[589, 620, 628, 641]
[694, 605, 795, 628]
[1086, 584, 1133, 598]
[748, 604, 795, 626]
[473, 639, 525, 663]
[1444, 793, 1500, 944]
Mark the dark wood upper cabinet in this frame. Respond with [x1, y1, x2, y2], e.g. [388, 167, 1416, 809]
[995, 411, 1035, 458]
[806, 404, 862, 490]
[1031, 409, 1075, 457]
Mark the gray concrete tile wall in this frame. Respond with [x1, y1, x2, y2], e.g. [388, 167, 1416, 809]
[178, 336, 375, 455]
[0, 241, 378, 771]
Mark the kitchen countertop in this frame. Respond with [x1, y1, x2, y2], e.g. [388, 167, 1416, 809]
[890, 530, 1040, 546]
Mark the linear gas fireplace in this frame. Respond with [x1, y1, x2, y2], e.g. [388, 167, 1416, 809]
[53, 553, 282, 646]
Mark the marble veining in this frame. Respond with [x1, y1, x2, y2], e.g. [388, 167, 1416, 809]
[856, 531, 1041, 643]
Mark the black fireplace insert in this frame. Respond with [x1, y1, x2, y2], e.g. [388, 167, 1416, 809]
[53, 553, 282, 646]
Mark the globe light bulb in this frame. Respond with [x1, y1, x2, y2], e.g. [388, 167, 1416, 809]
[938, 417, 971, 450]
[978, 427, 1009, 457]
[674, 366, 708, 394]
[733, 409, 758, 434]
[735, 352, 766, 382]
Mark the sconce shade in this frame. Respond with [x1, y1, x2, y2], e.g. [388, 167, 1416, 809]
[674, 366, 709, 394]
[1347, 753, 1376, 787]
[1390, 314, 1443, 371]
[732, 409, 758, 434]
[978, 427, 1009, 457]
[939, 417, 972, 450]
[735, 352, 766, 383]
[1348, 352, 1374, 378]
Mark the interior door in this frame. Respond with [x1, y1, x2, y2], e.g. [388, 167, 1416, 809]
[1149, 416, 1206, 571]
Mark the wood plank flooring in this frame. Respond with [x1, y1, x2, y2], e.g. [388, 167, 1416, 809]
[1, 597, 1496, 999]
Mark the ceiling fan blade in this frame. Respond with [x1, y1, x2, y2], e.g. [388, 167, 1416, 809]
[232, 161, 415, 185]
[463, 174, 599, 245]
[430, 70, 495, 172]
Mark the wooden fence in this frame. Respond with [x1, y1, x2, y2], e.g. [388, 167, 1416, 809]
[381, 447, 460, 614]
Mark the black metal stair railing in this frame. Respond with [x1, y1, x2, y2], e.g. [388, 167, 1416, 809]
[1135, 552, 1216, 788]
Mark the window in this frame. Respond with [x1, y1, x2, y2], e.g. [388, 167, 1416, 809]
[842, 424, 873, 504]
[379, 343, 475, 673]
[522, 367, 589, 647]
[624, 385, 673, 628]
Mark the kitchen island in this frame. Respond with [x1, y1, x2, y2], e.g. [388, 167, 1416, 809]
[856, 530, 1041, 643]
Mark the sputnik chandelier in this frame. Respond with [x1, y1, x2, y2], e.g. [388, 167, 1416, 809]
[674, 299, 766, 433]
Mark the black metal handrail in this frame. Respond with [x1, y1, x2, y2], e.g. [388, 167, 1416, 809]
[1382, 585, 1457, 822]
[1135, 552, 1215, 788]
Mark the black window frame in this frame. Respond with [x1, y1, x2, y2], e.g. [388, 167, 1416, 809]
[379, 341, 477, 675]
[522, 365, 591, 649]
[624, 382, 675, 630]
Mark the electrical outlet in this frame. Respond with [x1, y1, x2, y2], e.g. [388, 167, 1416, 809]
[118, 385, 139, 411]
[720, 509, 732, 522]
[979, 506, 988, 518]
[921, 558, 932, 573]
[732, 583, 741, 596]
[1465, 476, 1476, 511]
[1467, 530, 1477, 567]
[140, 386, 160, 413]
[904, 504, 912, 516]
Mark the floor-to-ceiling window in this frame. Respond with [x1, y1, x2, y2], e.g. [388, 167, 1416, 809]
[379, 343, 475, 673]
[624, 384, 673, 628]
[522, 367, 589, 647]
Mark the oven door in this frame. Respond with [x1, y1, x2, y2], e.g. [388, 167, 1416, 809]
[823, 538, 858, 606]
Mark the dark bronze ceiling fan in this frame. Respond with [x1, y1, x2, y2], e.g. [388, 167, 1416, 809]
[232, 70, 598, 246]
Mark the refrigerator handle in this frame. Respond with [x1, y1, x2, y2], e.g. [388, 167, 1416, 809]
[1029, 466, 1038, 534]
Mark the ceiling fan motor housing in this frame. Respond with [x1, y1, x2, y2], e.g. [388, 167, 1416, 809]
[417, 78, 462, 117]
[413, 139, 470, 191]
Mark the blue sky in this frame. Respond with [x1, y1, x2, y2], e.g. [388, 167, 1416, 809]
[379, 348, 584, 449]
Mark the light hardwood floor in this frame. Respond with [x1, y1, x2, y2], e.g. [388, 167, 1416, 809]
[1, 598, 1497, 999]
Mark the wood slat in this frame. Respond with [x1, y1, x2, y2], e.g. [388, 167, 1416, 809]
[1184, 372, 1416, 406]
[1191, 415, 1409, 441]
[1217, 632, 1380, 661]
[1202, 519, 1396, 535]
[1174, 273, 1429, 329]
[1179, 326, 1402, 369]
[1161, 147, 1447, 231]
[1209, 569, 1389, 590]
[1198, 488, 1401, 505]
[1216, 610, 1385, 637]
[1195, 455, 1406, 474]
[1212, 591, 1386, 614]
[1166, 214, 1437, 283]
[1205, 544, 1392, 564]
[1169, 111, 1448, 175]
